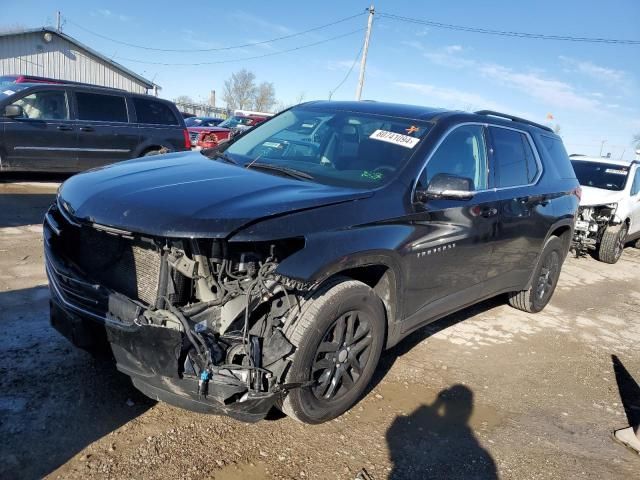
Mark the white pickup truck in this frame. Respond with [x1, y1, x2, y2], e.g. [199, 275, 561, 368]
[571, 154, 640, 263]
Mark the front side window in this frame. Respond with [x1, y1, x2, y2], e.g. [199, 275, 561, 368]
[11, 90, 68, 120]
[418, 124, 488, 191]
[133, 98, 178, 125]
[224, 107, 432, 188]
[76, 92, 128, 122]
[571, 161, 629, 191]
[490, 127, 539, 188]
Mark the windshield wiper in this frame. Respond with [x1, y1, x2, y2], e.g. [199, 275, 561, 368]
[247, 162, 314, 181]
[206, 150, 238, 165]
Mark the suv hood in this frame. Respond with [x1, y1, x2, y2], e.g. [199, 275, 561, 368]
[579, 185, 624, 207]
[58, 151, 372, 238]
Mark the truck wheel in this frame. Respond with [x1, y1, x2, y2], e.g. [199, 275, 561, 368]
[280, 278, 385, 424]
[508, 236, 564, 313]
[597, 223, 627, 264]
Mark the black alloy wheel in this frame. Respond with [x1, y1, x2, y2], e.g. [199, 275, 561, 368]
[311, 311, 373, 401]
[280, 278, 385, 424]
[535, 250, 560, 304]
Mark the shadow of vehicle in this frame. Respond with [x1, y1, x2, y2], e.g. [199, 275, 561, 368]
[0, 173, 68, 228]
[386, 384, 497, 480]
[612, 354, 640, 432]
[370, 296, 503, 395]
[0, 286, 154, 480]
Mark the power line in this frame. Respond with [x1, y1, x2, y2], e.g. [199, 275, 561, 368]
[65, 12, 365, 52]
[114, 28, 364, 66]
[328, 42, 364, 99]
[377, 12, 640, 45]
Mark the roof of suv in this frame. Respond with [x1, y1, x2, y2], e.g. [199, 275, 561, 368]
[302, 101, 555, 134]
[569, 154, 635, 167]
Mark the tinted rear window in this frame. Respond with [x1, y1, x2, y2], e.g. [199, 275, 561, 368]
[490, 127, 539, 187]
[76, 92, 128, 122]
[133, 98, 179, 125]
[540, 135, 576, 179]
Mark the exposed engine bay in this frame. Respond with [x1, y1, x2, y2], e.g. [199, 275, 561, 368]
[571, 204, 618, 256]
[44, 202, 311, 421]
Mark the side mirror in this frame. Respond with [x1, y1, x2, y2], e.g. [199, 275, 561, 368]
[4, 104, 24, 118]
[416, 173, 475, 202]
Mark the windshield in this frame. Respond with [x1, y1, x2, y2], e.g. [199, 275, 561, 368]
[571, 160, 630, 191]
[223, 107, 432, 188]
[185, 117, 222, 127]
[219, 116, 254, 129]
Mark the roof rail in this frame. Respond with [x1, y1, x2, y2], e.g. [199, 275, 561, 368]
[474, 110, 554, 133]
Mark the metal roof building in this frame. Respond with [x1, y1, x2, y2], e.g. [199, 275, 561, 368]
[0, 27, 157, 94]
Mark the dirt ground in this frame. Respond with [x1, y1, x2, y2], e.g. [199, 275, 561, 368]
[1, 175, 639, 480]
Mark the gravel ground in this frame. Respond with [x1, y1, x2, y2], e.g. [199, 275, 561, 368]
[1, 176, 639, 480]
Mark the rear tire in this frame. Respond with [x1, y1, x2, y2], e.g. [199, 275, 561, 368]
[508, 236, 564, 313]
[597, 223, 627, 264]
[280, 277, 385, 424]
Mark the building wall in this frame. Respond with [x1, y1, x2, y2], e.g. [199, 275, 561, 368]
[0, 31, 148, 94]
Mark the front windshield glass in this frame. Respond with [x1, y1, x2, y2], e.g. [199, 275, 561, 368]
[571, 160, 630, 191]
[224, 107, 432, 188]
[219, 116, 253, 128]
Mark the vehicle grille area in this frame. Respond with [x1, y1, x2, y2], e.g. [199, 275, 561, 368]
[73, 228, 161, 305]
[45, 207, 162, 307]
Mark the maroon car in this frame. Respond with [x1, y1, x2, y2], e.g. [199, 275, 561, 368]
[191, 115, 268, 149]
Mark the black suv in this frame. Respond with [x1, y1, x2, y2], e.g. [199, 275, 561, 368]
[0, 82, 189, 172]
[44, 101, 579, 423]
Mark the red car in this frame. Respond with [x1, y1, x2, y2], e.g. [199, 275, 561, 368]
[192, 115, 268, 149]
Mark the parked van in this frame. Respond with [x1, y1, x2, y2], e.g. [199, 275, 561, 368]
[0, 81, 189, 172]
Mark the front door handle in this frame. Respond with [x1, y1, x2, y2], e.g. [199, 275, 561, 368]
[57, 125, 73, 131]
[79, 126, 94, 132]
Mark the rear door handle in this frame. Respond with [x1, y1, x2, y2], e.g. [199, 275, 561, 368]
[519, 195, 549, 206]
[57, 125, 73, 131]
[79, 126, 94, 132]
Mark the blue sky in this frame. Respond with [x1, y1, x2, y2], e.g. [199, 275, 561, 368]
[4, 0, 640, 159]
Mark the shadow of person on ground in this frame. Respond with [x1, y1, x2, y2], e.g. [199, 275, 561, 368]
[612, 355, 640, 432]
[0, 286, 154, 480]
[386, 384, 497, 480]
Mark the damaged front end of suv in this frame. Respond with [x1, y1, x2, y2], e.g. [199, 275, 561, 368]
[571, 203, 620, 256]
[45, 200, 311, 422]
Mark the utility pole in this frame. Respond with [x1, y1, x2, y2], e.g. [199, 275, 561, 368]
[56, 11, 61, 32]
[355, 5, 374, 101]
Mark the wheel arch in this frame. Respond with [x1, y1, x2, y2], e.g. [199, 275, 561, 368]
[277, 248, 404, 349]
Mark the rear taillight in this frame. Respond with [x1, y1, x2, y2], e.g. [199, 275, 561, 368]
[572, 186, 582, 200]
[183, 129, 191, 149]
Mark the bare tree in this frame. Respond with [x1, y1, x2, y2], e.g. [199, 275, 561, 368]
[294, 91, 306, 105]
[223, 69, 257, 111]
[174, 95, 194, 105]
[253, 82, 276, 112]
[633, 133, 640, 149]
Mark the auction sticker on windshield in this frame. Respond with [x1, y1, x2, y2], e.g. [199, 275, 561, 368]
[605, 168, 628, 175]
[369, 129, 420, 149]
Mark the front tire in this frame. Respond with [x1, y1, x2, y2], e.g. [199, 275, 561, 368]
[281, 278, 385, 424]
[597, 223, 627, 264]
[508, 236, 565, 313]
